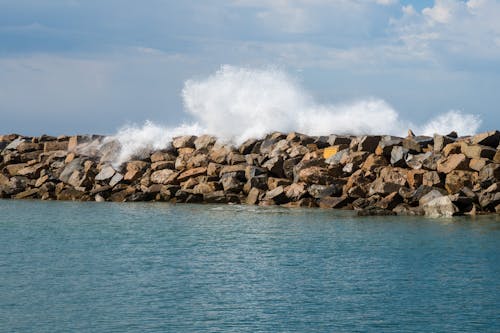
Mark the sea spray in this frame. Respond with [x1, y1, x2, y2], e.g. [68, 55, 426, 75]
[105, 65, 482, 164]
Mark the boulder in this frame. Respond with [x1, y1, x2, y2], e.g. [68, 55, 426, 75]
[445, 170, 477, 194]
[361, 154, 388, 172]
[368, 178, 402, 196]
[433, 134, 456, 152]
[4, 163, 28, 177]
[308, 184, 342, 198]
[469, 158, 489, 172]
[422, 171, 442, 187]
[284, 183, 308, 201]
[357, 207, 396, 216]
[390, 146, 409, 167]
[375, 136, 403, 157]
[58, 158, 85, 183]
[423, 196, 459, 217]
[246, 187, 262, 205]
[436, 154, 469, 174]
[471, 130, 500, 148]
[239, 138, 259, 155]
[357, 136, 381, 153]
[419, 189, 445, 206]
[172, 135, 196, 149]
[297, 166, 332, 185]
[194, 135, 216, 151]
[442, 142, 462, 156]
[264, 186, 289, 205]
[460, 143, 496, 160]
[318, 196, 349, 209]
[220, 172, 244, 193]
[150, 169, 178, 185]
[262, 156, 285, 178]
[402, 136, 433, 153]
[95, 165, 116, 181]
[177, 167, 207, 182]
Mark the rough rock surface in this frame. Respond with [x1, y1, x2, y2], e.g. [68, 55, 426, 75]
[0, 131, 499, 217]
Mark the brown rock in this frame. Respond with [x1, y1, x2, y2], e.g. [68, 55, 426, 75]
[376, 191, 403, 210]
[402, 136, 433, 153]
[239, 138, 259, 155]
[4, 163, 28, 176]
[262, 156, 285, 178]
[95, 165, 116, 181]
[17, 142, 42, 153]
[14, 188, 39, 199]
[177, 167, 207, 182]
[361, 154, 388, 172]
[308, 184, 342, 198]
[422, 171, 442, 187]
[220, 173, 244, 193]
[43, 141, 68, 152]
[194, 135, 216, 151]
[436, 154, 469, 173]
[469, 158, 489, 172]
[357, 136, 381, 153]
[282, 198, 317, 208]
[368, 178, 402, 196]
[442, 142, 462, 157]
[172, 135, 196, 149]
[471, 130, 500, 148]
[433, 134, 456, 152]
[318, 196, 349, 209]
[479, 164, 500, 182]
[246, 187, 262, 205]
[297, 166, 332, 185]
[407, 169, 426, 188]
[17, 163, 44, 178]
[268, 177, 292, 191]
[35, 175, 49, 187]
[150, 169, 178, 185]
[461, 143, 496, 160]
[445, 170, 477, 194]
[264, 186, 289, 205]
[284, 183, 307, 201]
[375, 136, 403, 157]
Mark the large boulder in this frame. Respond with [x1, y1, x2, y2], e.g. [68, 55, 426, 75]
[436, 154, 469, 174]
[471, 130, 500, 148]
[423, 196, 459, 217]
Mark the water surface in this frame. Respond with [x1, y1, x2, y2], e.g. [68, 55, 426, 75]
[1, 200, 499, 332]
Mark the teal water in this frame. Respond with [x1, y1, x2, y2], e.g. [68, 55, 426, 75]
[0, 200, 499, 332]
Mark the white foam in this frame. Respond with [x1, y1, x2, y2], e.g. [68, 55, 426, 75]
[105, 65, 482, 164]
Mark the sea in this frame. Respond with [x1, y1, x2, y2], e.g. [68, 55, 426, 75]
[1, 200, 499, 332]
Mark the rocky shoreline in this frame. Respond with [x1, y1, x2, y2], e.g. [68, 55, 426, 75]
[1, 130, 499, 217]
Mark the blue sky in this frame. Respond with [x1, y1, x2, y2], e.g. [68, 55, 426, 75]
[0, 0, 499, 135]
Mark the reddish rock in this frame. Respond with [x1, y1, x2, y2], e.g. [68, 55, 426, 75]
[177, 167, 207, 182]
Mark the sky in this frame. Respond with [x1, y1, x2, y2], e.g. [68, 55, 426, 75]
[0, 0, 499, 135]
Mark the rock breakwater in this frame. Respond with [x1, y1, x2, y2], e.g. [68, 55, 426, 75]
[1, 130, 499, 217]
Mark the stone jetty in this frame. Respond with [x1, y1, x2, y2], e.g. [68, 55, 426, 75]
[1, 130, 499, 217]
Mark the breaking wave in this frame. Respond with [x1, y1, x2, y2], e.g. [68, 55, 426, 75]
[106, 65, 482, 164]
